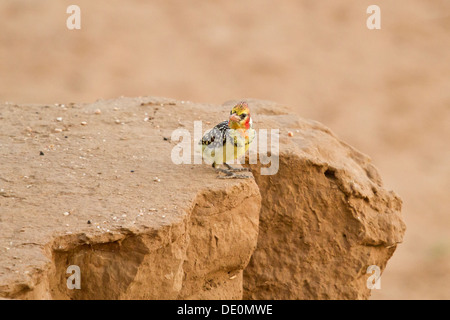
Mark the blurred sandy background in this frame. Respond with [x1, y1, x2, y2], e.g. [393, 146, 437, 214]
[0, 0, 449, 299]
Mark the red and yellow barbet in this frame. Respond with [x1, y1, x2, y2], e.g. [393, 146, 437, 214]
[200, 101, 256, 178]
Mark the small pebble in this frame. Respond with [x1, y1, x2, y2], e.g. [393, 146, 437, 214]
[288, 131, 294, 137]
[153, 177, 160, 182]
[94, 109, 101, 115]
[54, 128, 63, 133]
[39, 151, 44, 156]
[130, 170, 135, 173]
[115, 119, 121, 124]
[122, 214, 127, 218]
[63, 212, 70, 216]
[81, 121, 87, 126]
[56, 117, 63, 122]
[87, 220, 91, 224]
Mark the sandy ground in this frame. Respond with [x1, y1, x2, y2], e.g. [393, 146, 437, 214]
[0, 0, 449, 299]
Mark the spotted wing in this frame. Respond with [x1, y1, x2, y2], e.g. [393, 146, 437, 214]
[200, 120, 229, 148]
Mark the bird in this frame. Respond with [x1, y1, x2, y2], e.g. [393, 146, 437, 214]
[200, 101, 256, 179]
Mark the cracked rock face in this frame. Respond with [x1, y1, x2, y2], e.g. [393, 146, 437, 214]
[241, 102, 406, 299]
[0, 97, 405, 299]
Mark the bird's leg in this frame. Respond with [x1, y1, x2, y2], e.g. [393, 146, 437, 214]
[224, 163, 251, 172]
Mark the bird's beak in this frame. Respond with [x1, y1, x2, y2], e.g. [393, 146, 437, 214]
[229, 113, 241, 122]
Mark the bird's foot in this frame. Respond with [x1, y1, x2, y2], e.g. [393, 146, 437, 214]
[224, 164, 251, 172]
[217, 173, 250, 179]
[215, 168, 251, 179]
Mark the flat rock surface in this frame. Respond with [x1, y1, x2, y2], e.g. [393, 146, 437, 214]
[0, 97, 261, 298]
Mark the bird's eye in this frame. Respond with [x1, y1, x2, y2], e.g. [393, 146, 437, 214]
[240, 113, 247, 118]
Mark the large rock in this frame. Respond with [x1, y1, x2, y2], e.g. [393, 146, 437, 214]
[0, 97, 260, 299]
[240, 100, 406, 299]
[0, 97, 405, 299]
